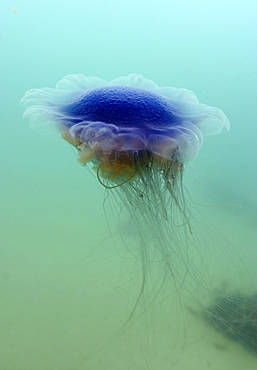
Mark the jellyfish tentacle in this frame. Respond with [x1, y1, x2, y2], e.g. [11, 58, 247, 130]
[96, 161, 138, 189]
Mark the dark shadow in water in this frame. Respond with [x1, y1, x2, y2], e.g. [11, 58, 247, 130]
[204, 293, 257, 356]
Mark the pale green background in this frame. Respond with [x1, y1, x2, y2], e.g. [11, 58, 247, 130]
[0, 0, 257, 369]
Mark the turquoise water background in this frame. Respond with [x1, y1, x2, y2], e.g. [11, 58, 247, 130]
[1, 0, 257, 369]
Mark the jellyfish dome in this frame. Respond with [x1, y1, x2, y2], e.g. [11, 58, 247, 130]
[21, 74, 229, 313]
[21, 74, 229, 181]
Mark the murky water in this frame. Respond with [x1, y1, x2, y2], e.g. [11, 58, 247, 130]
[1, 1, 257, 369]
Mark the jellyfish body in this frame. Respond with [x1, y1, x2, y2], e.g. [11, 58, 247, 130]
[21, 74, 229, 180]
[21, 74, 229, 314]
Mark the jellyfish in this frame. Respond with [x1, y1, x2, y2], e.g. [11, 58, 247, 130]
[20, 74, 229, 316]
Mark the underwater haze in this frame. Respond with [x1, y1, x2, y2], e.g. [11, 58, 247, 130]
[1, 0, 257, 369]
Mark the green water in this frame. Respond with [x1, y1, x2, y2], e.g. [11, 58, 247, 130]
[1, 0, 257, 369]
